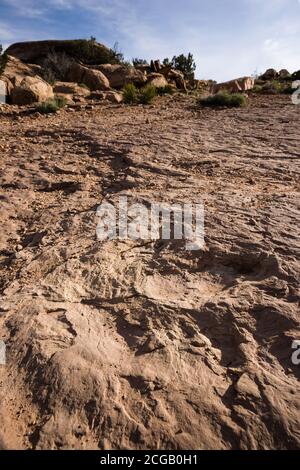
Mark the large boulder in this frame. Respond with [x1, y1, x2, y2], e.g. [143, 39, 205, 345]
[278, 69, 290, 79]
[134, 64, 151, 74]
[103, 91, 123, 104]
[193, 79, 211, 90]
[164, 68, 187, 91]
[88, 90, 123, 103]
[10, 76, 54, 105]
[53, 81, 90, 97]
[66, 63, 110, 91]
[237, 76, 255, 91]
[212, 80, 242, 94]
[1, 55, 54, 104]
[212, 77, 254, 94]
[96, 64, 147, 89]
[259, 68, 278, 81]
[53, 81, 90, 104]
[5, 40, 115, 65]
[146, 73, 168, 88]
[2, 55, 35, 79]
[1, 55, 36, 95]
[150, 59, 162, 73]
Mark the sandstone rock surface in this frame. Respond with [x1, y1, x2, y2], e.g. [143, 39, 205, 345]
[278, 69, 290, 79]
[53, 82, 90, 97]
[212, 77, 254, 94]
[147, 73, 169, 88]
[66, 63, 110, 91]
[10, 76, 54, 105]
[5, 40, 114, 65]
[259, 68, 278, 81]
[0, 94, 299, 450]
[96, 64, 147, 89]
[1, 55, 44, 97]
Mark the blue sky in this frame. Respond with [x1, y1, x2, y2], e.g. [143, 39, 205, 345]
[0, 0, 300, 81]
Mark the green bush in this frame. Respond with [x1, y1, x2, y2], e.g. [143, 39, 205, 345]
[0, 51, 8, 77]
[37, 100, 59, 114]
[123, 83, 157, 105]
[259, 80, 289, 94]
[162, 53, 196, 79]
[251, 85, 263, 94]
[41, 51, 74, 82]
[123, 83, 138, 104]
[283, 85, 296, 95]
[157, 85, 175, 95]
[42, 69, 56, 86]
[251, 82, 288, 94]
[60, 39, 124, 65]
[37, 39, 126, 69]
[139, 84, 157, 104]
[79, 83, 90, 90]
[36, 96, 67, 114]
[199, 92, 247, 108]
[54, 95, 68, 108]
[132, 58, 148, 67]
[271, 80, 285, 93]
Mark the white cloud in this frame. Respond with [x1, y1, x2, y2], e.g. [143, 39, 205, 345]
[2, 1, 47, 18]
[263, 39, 280, 52]
[0, 22, 14, 41]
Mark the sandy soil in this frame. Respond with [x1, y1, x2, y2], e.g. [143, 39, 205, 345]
[0, 93, 299, 450]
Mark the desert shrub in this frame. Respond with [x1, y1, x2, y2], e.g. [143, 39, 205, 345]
[41, 68, 56, 85]
[251, 82, 289, 94]
[123, 83, 138, 104]
[38, 38, 126, 72]
[259, 80, 287, 94]
[123, 83, 157, 105]
[132, 58, 148, 67]
[62, 39, 123, 65]
[199, 92, 246, 108]
[36, 100, 59, 114]
[111, 41, 131, 66]
[251, 82, 288, 94]
[157, 85, 175, 95]
[79, 83, 90, 90]
[251, 85, 263, 94]
[36, 96, 67, 114]
[271, 80, 285, 93]
[41, 51, 74, 82]
[278, 75, 292, 83]
[0, 46, 8, 77]
[54, 95, 68, 108]
[139, 84, 157, 104]
[283, 85, 296, 95]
